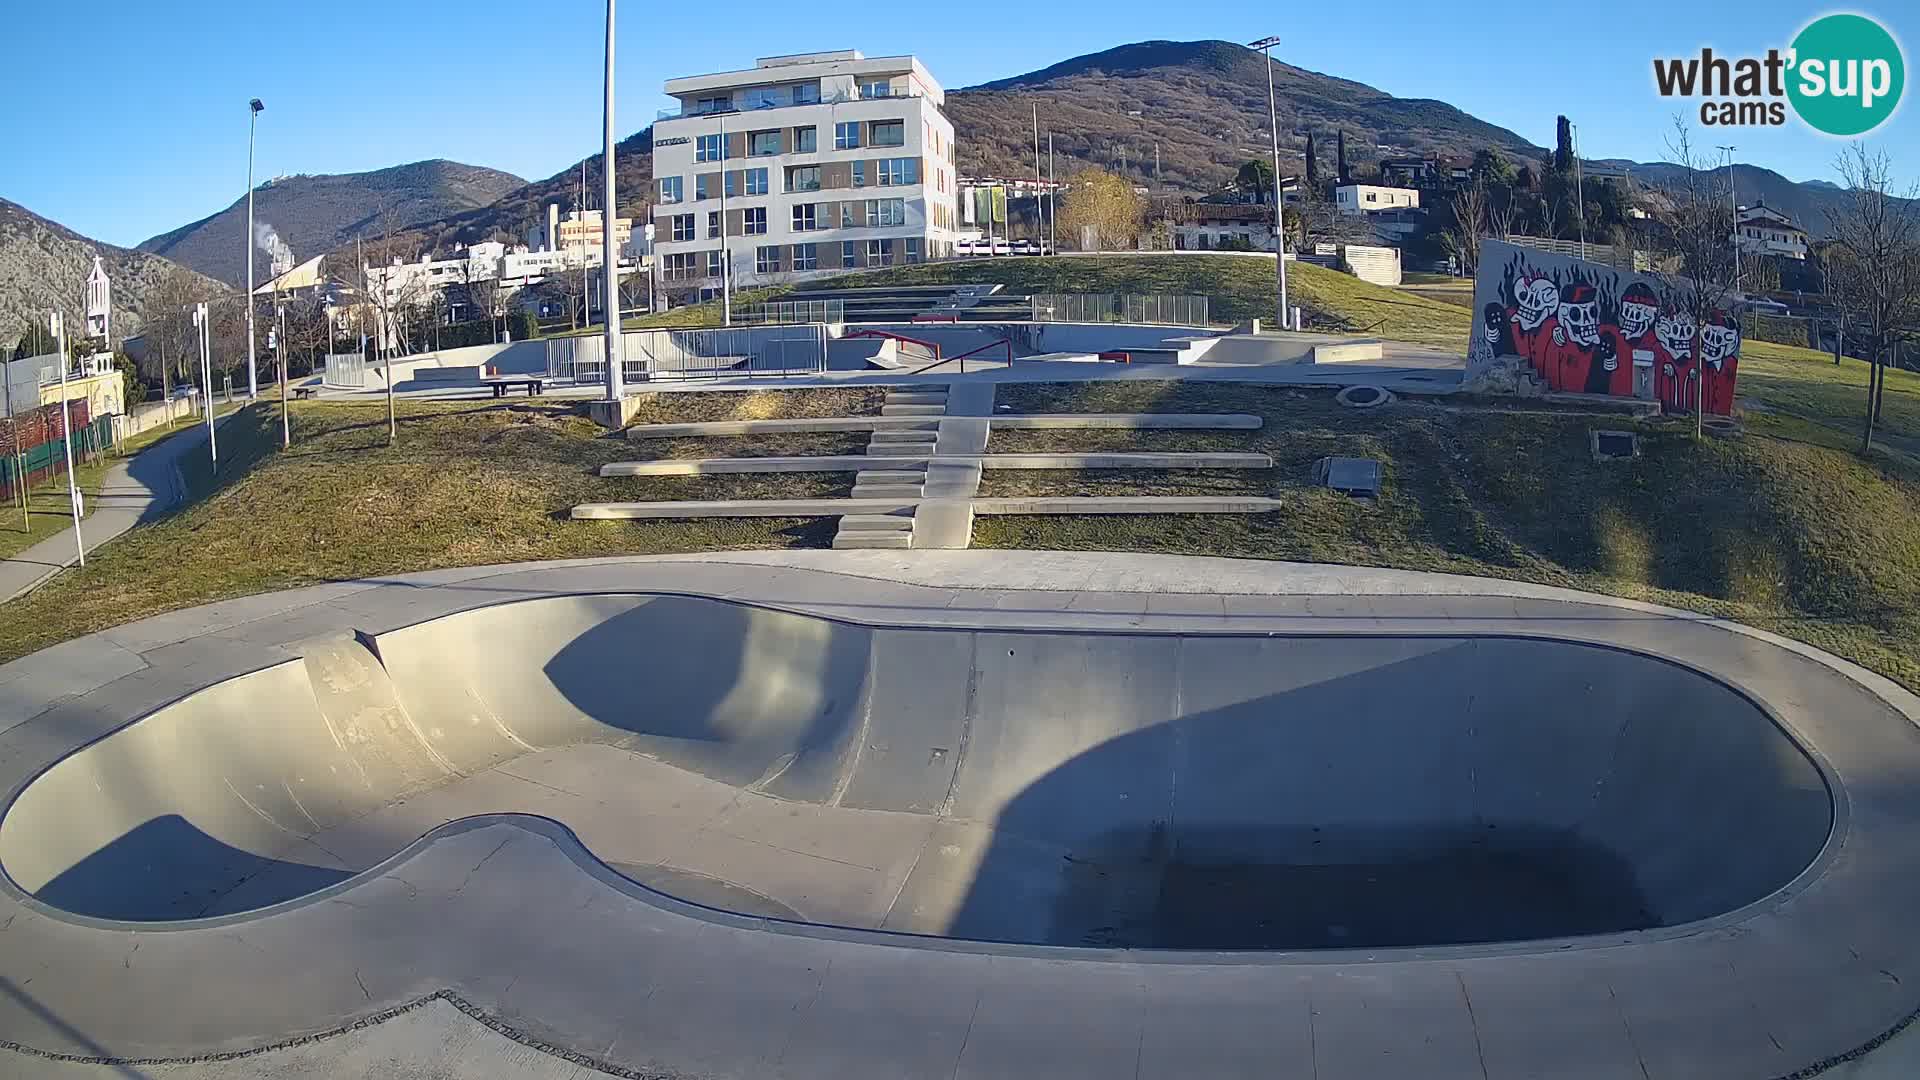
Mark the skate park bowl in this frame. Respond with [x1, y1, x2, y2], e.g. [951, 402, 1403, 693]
[0, 592, 1835, 949]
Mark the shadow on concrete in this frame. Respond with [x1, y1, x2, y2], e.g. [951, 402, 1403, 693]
[34, 815, 350, 922]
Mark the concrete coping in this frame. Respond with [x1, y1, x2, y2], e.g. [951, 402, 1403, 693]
[624, 414, 1264, 439]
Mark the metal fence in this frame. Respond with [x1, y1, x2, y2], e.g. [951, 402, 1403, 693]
[323, 353, 368, 389]
[1, 416, 115, 501]
[548, 324, 829, 384]
[1031, 293, 1211, 327]
[739, 299, 845, 326]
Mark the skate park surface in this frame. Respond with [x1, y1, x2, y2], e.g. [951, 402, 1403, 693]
[3, 550, 1919, 1079]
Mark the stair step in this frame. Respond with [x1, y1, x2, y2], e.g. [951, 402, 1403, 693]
[833, 531, 914, 549]
[885, 392, 949, 406]
[870, 430, 939, 444]
[871, 443, 933, 456]
[880, 404, 946, 417]
[854, 470, 928, 483]
[851, 484, 926, 499]
[838, 514, 916, 532]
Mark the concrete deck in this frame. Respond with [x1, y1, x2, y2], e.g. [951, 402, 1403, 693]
[0, 551, 1918, 1078]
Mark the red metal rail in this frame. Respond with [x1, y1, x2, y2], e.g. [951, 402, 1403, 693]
[948, 338, 1013, 373]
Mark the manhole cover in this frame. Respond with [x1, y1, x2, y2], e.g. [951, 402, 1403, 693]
[1591, 430, 1639, 461]
[1336, 385, 1394, 408]
[1313, 456, 1383, 497]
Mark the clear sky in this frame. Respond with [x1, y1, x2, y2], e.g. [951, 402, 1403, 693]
[5, 0, 1913, 247]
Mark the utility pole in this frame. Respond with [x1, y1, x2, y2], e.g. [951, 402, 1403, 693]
[1047, 133, 1056, 254]
[1572, 121, 1587, 261]
[193, 302, 217, 470]
[276, 289, 289, 448]
[246, 98, 263, 399]
[600, 0, 624, 399]
[719, 109, 732, 326]
[581, 160, 592, 330]
[50, 312, 82, 567]
[1249, 35, 1290, 331]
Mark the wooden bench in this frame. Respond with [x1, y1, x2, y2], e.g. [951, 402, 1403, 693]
[483, 377, 545, 398]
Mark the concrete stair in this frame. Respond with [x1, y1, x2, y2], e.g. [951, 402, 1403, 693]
[850, 483, 926, 500]
[831, 530, 913, 549]
[869, 429, 939, 444]
[885, 391, 949, 407]
[880, 404, 946, 417]
[834, 383, 953, 549]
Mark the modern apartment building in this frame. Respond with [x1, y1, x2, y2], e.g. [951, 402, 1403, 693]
[650, 50, 960, 300]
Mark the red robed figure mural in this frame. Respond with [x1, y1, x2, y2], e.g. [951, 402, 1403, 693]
[1466, 240, 1740, 415]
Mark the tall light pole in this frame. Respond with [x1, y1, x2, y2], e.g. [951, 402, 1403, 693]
[246, 98, 263, 400]
[1571, 120, 1587, 261]
[719, 110, 732, 326]
[600, 0, 623, 399]
[1249, 36, 1290, 331]
[1718, 145, 1740, 290]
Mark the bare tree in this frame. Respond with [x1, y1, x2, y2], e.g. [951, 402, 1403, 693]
[1649, 118, 1743, 432]
[1444, 176, 1490, 276]
[1824, 143, 1920, 452]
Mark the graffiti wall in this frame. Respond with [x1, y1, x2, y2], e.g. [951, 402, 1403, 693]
[1466, 239, 1741, 415]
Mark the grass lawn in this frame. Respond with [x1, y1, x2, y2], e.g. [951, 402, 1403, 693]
[0, 401, 847, 664]
[622, 386, 884, 426]
[974, 381, 1920, 694]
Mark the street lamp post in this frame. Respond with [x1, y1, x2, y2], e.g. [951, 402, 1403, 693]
[49, 312, 83, 567]
[601, 0, 623, 399]
[246, 98, 263, 400]
[1249, 36, 1290, 331]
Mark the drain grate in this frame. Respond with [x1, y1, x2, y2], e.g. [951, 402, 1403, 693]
[1591, 430, 1640, 461]
[1313, 456, 1383, 497]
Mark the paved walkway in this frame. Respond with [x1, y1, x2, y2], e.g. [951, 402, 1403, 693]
[0, 416, 223, 603]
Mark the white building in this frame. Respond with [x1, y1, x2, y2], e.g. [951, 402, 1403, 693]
[1735, 203, 1809, 261]
[526, 205, 635, 263]
[649, 49, 960, 299]
[1335, 184, 1420, 215]
[1171, 204, 1280, 252]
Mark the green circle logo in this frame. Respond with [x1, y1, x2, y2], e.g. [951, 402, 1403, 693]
[1788, 13, 1905, 136]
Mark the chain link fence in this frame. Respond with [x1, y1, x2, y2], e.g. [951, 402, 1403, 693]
[1030, 293, 1211, 327]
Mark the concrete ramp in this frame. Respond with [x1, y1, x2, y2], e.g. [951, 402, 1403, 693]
[0, 596, 1832, 949]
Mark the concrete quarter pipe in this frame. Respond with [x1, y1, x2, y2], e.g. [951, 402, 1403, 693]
[0, 552, 1916, 1079]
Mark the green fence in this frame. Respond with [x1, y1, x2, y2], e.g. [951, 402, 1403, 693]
[0, 417, 116, 501]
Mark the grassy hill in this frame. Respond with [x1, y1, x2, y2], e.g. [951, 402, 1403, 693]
[4, 389, 1920, 706]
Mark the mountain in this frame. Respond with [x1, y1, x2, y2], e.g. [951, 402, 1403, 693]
[947, 40, 1543, 191]
[1623, 161, 1858, 240]
[137, 159, 526, 287]
[0, 198, 224, 352]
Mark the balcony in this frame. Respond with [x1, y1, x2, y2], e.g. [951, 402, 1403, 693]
[656, 87, 921, 122]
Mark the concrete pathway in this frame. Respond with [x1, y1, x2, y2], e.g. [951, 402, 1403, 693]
[0, 416, 223, 604]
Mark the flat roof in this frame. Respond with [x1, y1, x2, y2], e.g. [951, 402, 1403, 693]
[665, 53, 943, 104]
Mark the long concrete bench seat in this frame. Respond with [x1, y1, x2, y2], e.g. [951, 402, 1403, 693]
[600, 452, 1272, 477]
[571, 494, 1286, 520]
[972, 495, 1285, 514]
[624, 416, 938, 439]
[990, 413, 1263, 429]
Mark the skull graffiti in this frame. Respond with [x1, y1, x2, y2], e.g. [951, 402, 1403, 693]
[1699, 314, 1740, 368]
[1515, 275, 1558, 330]
[1556, 285, 1601, 347]
[1655, 309, 1696, 358]
[1619, 283, 1659, 340]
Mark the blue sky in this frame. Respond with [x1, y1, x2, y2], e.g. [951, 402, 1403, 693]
[5, 0, 1912, 247]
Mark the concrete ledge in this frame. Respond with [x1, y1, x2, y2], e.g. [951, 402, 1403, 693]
[1309, 339, 1387, 364]
[600, 456, 927, 476]
[990, 413, 1263, 430]
[972, 495, 1285, 514]
[572, 498, 919, 519]
[625, 416, 931, 439]
[979, 452, 1272, 469]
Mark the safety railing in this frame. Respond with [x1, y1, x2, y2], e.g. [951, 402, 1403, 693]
[1031, 293, 1211, 327]
[322, 353, 368, 389]
[740, 299, 845, 326]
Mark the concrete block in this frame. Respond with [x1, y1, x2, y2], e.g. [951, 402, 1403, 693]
[1310, 340, 1388, 364]
[911, 500, 976, 549]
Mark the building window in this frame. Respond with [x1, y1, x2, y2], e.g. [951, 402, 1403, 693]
[658, 176, 683, 203]
[793, 126, 817, 153]
[841, 203, 855, 227]
[787, 165, 821, 193]
[793, 243, 818, 271]
[745, 168, 768, 195]
[852, 160, 865, 187]
[793, 83, 820, 106]
[696, 134, 723, 162]
[755, 245, 782, 274]
[707, 212, 721, 239]
[905, 238, 922, 263]
[744, 87, 782, 110]
[670, 214, 695, 242]
[742, 207, 766, 235]
[706, 250, 723, 277]
[869, 120, 905, 147]
[664, 252, 697, 280]
[866, 198, 906, 227]
[792, 204, 819, 231]
[834, 122, 861, 150]
[842, 240, 858, 267]
[750, 130, 780, 156]
[866, 239, 893, 266]
[878, 158, 917, 186]
[860, 80, 892, 99]
[695, 95, 730, 114]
